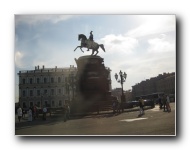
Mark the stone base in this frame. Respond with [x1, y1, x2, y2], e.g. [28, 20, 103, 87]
[71, 55, 113, 114]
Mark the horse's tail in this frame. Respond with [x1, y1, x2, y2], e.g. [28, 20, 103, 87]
[99, 44, 105, 52]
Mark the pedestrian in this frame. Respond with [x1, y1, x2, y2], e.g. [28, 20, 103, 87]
[17, 105, 22, 122]
[28, 107, 32, 122]
[43, 105, 47, 120]
[112, 100, 116, 114]
[66, 104, 70, 120]
[22, 108, 26, 119]
[158, 95, 163, 109]
[166, 95, 171, 112]
[162, 94, 167, 112]
[138, 97, 145, 116]
[63, 105, 67, 122]
[33, 105, 37, 120]
[116, 100, 121, 113]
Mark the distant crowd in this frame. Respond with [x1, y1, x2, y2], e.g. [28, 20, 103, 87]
[138, 94, 171, 116]
[112, 94, 171, 117]
[16, 104, 70, 123]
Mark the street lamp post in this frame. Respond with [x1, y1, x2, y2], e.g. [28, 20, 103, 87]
[115, 70, 127, 112]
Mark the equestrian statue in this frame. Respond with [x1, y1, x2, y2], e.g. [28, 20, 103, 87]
[74, 31, 105, 56]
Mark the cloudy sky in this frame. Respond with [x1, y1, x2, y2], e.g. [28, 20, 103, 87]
[15, 15, 176, 102]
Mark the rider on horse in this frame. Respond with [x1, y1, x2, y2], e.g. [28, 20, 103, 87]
[89, 31, 93, 41]
[74, 32, 105, 56]
[87, 31, 93, 51]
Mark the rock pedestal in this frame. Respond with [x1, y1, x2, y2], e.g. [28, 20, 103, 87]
[71, 55, 112, 114]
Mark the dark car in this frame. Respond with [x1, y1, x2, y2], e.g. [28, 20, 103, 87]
[143, 99, 155, 108]
[122, 101, 139, 109]
[129, 99, 155, 108]
[131, 101, 139, 107]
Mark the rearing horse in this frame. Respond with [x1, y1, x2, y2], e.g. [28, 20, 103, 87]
[74, 34, 105, 56]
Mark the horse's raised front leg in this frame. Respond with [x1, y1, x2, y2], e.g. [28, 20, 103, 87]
[74, 46, 80, 51]
[74, 46, 84, 53]
[80, 47, 84, 53]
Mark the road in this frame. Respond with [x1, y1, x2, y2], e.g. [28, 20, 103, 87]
[15, 103, 175, 136]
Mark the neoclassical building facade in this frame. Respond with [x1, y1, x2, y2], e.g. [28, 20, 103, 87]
[132, 72, 175, 98]
[18, 65, 77, 108]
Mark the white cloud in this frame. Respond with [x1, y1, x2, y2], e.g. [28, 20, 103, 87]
[147, 35, 175, 53]
[15, 15, 74, 26]
[126, 15, 175, 38]
[15, 51, 24, 68]
[100, 34, 138, 54]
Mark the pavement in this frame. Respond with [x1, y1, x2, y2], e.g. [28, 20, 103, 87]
[15, 105, 153, 126]
[15, 103, 175, 135]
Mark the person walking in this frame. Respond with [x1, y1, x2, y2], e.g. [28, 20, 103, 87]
[158, 95, 163, 109]
[66, 104, 70, 120]
[43, 105, 47, 120]
[166, 94, 171, 112]
[17, 105, 22, 122]
[63, 105, 67, 122]
[28, 107, 32, 122]
[162, 94, 167, 112]
[22, 108, 26, 119]
[138, 97, 145, 116]
[112, 100, 116, 114]
[33, 105, 37, 120]
[116, 100, 121, 114]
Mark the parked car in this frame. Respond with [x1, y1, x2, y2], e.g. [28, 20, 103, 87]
[122, 101, 139, 109]
[143, 99, 155, 108]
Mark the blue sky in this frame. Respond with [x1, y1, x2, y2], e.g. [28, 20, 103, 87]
[15, 15, 176, 102]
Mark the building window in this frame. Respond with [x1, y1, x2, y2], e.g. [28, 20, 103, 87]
[30, 78, 33, 84]
[37, 101, 40, 107]
[44, 77, 47, 83]
[22, 90, 26, 97]
[37, 78, 40, 84]
[58, 89, 61, 95]
[44, 89, 47, 95]
[59, 100, 62, 106]
[52, 101, 55, 107]
[51, 77, 54, 83]
[51, 89, 54, 95]
[30, 90, 33, 96]
[45, 101, 48, 107]
[22, 79, 26, 84]
[58, 77, 61, 83]
[22, 102, 26, 108]
[30, 102, 33, 107]
[37, 90, 40, 96]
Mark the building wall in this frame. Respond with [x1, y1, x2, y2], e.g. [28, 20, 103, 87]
[125, 90, 133, 102]
[111, 88, 132, 102]
[111, 88, 122, 102]
[18, 65, 77, 108]
[132, 72, 175, 98]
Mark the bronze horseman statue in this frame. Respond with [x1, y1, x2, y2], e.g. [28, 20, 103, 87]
[74, 31, 105, 56]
